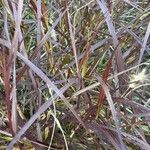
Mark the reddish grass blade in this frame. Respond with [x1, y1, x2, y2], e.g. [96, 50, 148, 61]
[97, 52, 114, 109]
[96, 0, 128, 93]
[95, 75, 126, 150]
[67, 7, 80, 78]
[2, 62, 13, 134]
[30, 0, 37, 13]
[41, 0, 49, 29]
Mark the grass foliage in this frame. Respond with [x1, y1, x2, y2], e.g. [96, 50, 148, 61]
[0, 0, 150, 149]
